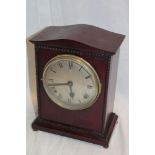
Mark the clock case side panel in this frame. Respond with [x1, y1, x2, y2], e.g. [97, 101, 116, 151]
[34, 45, 42, 117]
[103, 49, 120, 131]
[26, 40, 38, 115]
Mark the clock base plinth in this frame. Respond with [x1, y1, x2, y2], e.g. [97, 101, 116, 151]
[32, 113, 118, 148]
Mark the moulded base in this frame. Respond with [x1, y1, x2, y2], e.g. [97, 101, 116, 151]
[32, 113, 118, 148]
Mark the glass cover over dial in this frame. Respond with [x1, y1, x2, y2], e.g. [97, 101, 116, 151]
[42, 55, 101, 110]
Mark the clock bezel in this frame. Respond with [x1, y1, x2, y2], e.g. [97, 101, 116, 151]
[42, 54, 102, 110]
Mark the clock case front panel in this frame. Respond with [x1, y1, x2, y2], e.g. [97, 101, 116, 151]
[30, 24, 125, 148]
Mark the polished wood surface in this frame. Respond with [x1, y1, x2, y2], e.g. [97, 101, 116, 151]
[30, 24, 125, 54]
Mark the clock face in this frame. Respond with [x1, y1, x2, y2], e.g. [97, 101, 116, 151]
[42, 55, 101, 110]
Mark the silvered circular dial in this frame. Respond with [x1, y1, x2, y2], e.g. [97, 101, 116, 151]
[42, 54, 101, 110]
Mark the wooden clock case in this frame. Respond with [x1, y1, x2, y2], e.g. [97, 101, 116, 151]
[29, 24, 125, 148]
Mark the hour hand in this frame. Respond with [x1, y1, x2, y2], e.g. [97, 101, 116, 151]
[68, 82, 75, 98]
[69, 90, 75, 98]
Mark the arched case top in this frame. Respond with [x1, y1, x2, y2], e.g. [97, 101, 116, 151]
[29, 24, 125, 54]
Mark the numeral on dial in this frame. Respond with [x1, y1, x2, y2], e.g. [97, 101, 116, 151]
[85, 75, 91, 79]
[58, 62, 63, 68]
[50, 68, 56, 73]
[83, 93, 89, 99]
[68, 61, 73, 69]
[87, 85, 93, 89]
[79, 66, 83, 71]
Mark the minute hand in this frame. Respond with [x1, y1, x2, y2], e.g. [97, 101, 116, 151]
[48, 82, 69, 87]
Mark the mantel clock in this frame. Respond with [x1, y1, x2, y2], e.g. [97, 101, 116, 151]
[29, 24, 125, 148]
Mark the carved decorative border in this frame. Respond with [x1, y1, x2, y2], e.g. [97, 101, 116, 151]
[35, 44, 112, 58]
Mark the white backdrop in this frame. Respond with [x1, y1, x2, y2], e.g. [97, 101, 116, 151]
[26, 0, 128, 155]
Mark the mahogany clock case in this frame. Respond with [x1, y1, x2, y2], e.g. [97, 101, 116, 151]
[29, 24, 125, 148]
